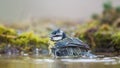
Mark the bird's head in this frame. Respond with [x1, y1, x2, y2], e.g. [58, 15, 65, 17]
[50, 29, 66, 41]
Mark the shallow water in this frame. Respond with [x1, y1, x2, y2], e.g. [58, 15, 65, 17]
[0, 55, 120, 68]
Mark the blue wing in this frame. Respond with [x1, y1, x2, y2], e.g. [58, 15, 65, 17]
[55, 37, 89, 49]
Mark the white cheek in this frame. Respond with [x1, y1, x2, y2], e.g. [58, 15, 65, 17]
[53, 37, 62, 40]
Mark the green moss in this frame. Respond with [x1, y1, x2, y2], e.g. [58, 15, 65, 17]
[0, 25, 49, 53]
[112, 32, 120, 45]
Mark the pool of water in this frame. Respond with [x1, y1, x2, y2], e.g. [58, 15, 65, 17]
[0, 55, 120, 68]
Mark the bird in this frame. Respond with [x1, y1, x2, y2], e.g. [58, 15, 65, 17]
[50, 29, 96, 58]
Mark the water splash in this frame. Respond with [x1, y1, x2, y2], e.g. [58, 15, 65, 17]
[53, 47, 97, 58]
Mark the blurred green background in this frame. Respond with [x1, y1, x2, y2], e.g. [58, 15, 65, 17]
[0, 0, 120, 56]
